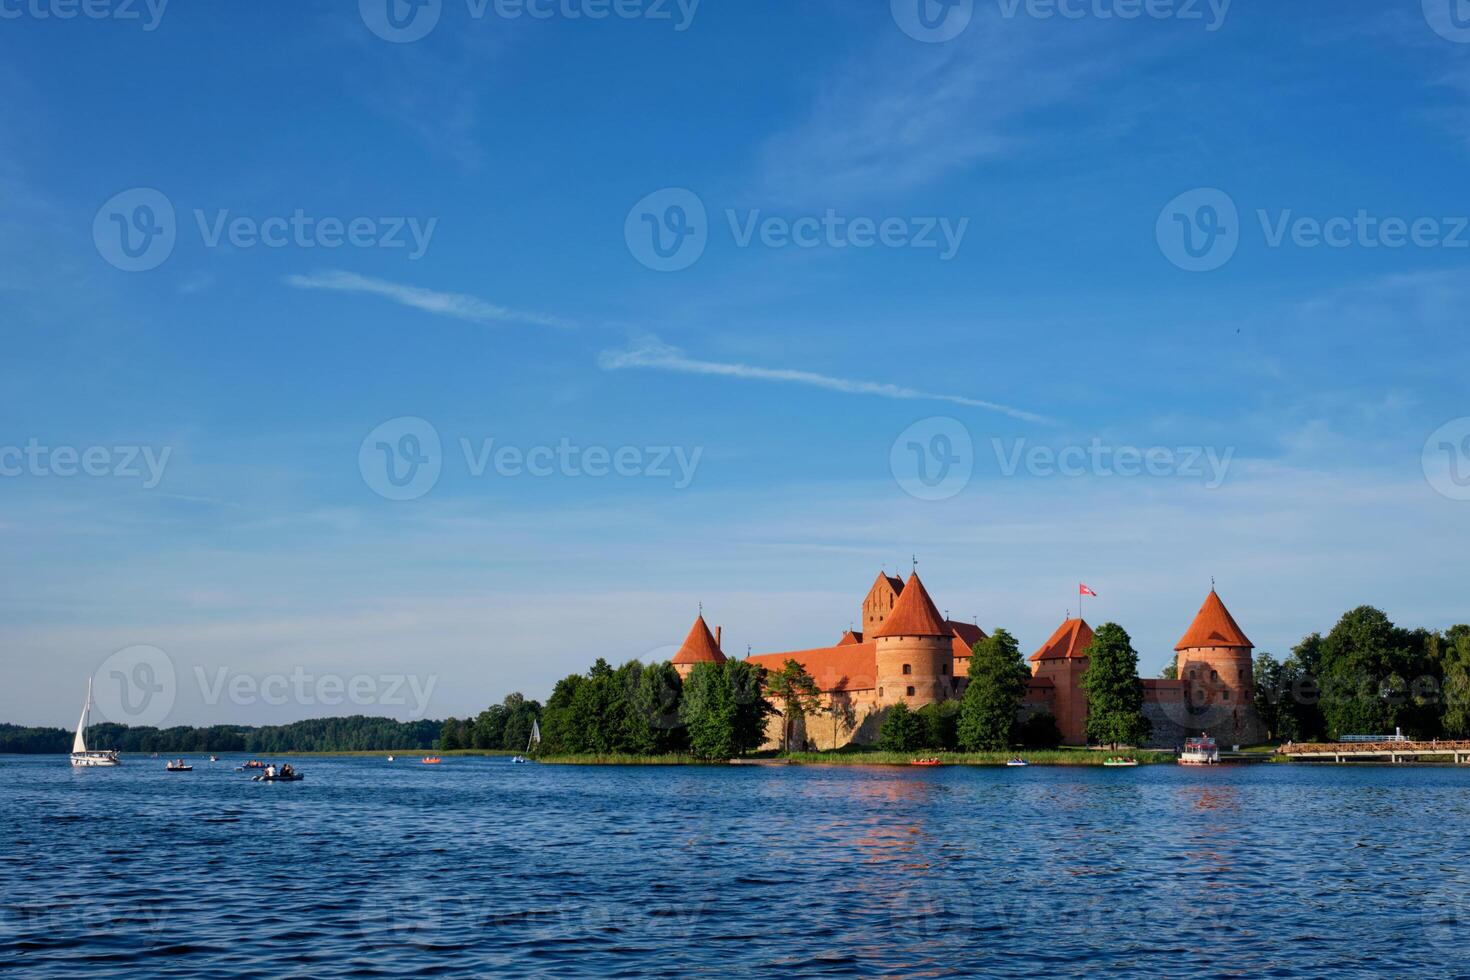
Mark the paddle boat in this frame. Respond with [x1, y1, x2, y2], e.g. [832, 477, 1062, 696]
[387, 755, 396, 762]
[1005, 759, 1029, 767]
[421, 756, 442, 765]
[209, 755, 218, 763]
[165, 759, 193, 772]
[511, 755, 532, 764]
[1103, 757, 1139, 767]
[909, 757, 942, 767]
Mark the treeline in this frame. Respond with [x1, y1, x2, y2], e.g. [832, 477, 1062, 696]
[436, 693, 542, 751]
[535, 657, 769, 759]
[0, 716, 442, 754]
[1254, 608, 1470, 742]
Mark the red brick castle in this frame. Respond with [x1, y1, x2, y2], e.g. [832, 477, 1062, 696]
[670, 571, 1265, 750]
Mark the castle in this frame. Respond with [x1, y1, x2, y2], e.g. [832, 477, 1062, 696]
[670, 570, 1266, 750]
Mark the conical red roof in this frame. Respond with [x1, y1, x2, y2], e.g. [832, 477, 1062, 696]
[872, 573, 948, 638]
[673, 614, 726, 665]
[1175, 590, 1252, 650]
[1028, 618, 1094, 662]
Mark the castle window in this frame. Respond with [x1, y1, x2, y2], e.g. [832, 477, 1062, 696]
[1189, 670, 1196, 680]
[1211, 670, 1219, 681]
[1223, 690, 1231, 701]
[941, 663, 949, 675]
[902, 664, 912, 675]
[906, 686, 915, 697]
[879, 687, 884, 697]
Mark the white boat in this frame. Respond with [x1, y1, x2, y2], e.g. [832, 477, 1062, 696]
[1180, 735, 1219, 765]
[1005, 759, 1029, 767]
[70, 678, 120, 767]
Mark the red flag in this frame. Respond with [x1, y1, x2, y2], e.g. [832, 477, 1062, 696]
[1079, 583, 1098, 597]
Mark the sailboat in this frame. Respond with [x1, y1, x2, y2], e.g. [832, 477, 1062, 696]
[70, 678, 120, 767]
[513, 719, 541, 764]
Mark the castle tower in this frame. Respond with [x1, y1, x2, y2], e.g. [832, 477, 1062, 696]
[1028, 618, 1094, 745]
[671, 614, 726, 681]
[861, 572, 905, 636]
[872, 572, 952, 707]
[1173, 589, 1254, 714]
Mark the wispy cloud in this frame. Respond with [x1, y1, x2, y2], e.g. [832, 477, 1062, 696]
[756, 13, 1122, 203]
[284, 270, 572, 328]
[598, 335, 1052, 423]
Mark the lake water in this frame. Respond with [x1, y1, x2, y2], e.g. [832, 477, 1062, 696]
[4, 755, 1469, 978]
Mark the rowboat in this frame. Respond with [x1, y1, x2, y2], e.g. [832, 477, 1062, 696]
[421, 757, 442, 765]
[1005, 759, 1029, 767]
[910, 758, 942, 766]
[1102, 757, 1138, 767]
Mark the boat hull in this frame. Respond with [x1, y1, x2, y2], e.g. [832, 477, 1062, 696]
[70, 752, 120, 768]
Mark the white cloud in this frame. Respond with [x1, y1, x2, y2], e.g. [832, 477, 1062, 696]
[597, 335, 1053, 423]
[285, 270, 572, 328]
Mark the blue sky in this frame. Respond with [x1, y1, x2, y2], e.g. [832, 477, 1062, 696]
[3, 0, 1470, 726]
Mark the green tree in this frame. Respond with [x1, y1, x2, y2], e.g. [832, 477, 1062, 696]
[916, 702, 959, 751]
[1252, 652, 1285, 741]
[878, 701, 926, 752]
[766, 659, 822, 753]
[437, 717, 465, 751]
[472, 705, 508, 749]
[957, 628, 1028, 750]
[632, 661, 687, 753]
[1317, 606, 1413, 739]
[1441, 627, 1470, 738]
[539, 674, 587, 755]
[1081, 622, 1150, 748]
[1018, 712, 1062, 749]
[679, 661, 771, 760]
[1160, 661, 1178, 680]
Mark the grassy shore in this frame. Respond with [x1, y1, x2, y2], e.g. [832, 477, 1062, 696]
[286, 749, 520, 758]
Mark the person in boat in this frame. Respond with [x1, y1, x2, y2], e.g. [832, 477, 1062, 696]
[265, 764, 276, 778]
[280, 764, 294, 778]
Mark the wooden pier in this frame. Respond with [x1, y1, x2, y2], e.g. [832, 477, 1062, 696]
[1279, 739, 1470, 764]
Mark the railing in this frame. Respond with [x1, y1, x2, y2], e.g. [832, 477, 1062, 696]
[1339, 734, 1408, 743]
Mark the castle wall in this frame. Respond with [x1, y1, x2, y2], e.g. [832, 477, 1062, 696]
[1032, 658, 1090, 745]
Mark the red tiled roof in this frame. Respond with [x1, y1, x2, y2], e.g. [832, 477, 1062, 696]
[747, 643, 877, 693]
[837, 629, 863, 646]
[946, 620, 987, 659]
[672, 614, 726, 666]
[1028, 618, 1094, 662]
[872, 573, 948, 638]
[1175, 590, 1252, 650]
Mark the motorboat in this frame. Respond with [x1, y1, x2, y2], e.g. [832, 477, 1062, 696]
[1180, 736, 1220, 765]
[69, 679, 120, 768]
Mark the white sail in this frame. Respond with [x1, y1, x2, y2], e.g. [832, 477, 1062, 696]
[72, 679, 91, 754]
[528, 719, 541, 750]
